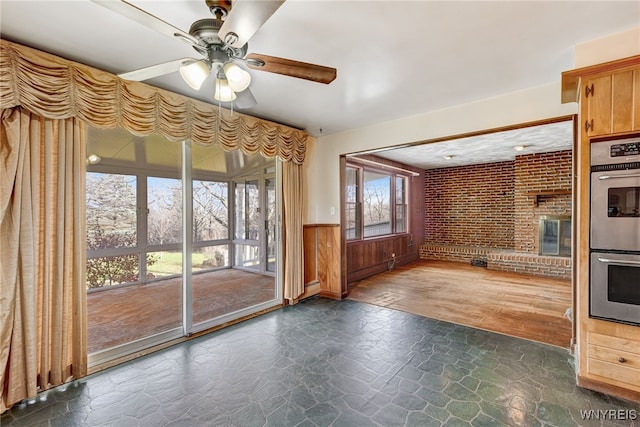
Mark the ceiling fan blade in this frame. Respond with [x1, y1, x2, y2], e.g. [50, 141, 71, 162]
[233, 88, 257, 109]
[245, 54, 336, 84]
[91, 0, 201, 47]
[218, 0, 285, 48]
[119, 58, 197, 81]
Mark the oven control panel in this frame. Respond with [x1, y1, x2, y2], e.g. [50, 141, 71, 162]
[611, 142, 640, 157]
[591, 136, 640, 166]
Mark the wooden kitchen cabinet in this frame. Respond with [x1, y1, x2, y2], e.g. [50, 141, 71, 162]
[562, 55, 640, 401]
[580, 67, 640, 137]
[587, 330, 640, 389]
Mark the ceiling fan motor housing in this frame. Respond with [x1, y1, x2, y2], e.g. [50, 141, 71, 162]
[189, 18, 223, 45]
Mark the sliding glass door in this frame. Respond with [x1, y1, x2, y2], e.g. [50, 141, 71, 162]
[86, 127, 281, 365]
[86, 130, 184, 364]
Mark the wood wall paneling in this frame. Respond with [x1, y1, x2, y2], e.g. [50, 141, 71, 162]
[344, 155, 424, 286]
[303, 224, 341, 300]
[317, 225, 341, 299]
[303, 225, 318, 285]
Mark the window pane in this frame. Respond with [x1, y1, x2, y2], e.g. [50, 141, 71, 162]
[147, 177, 182, 246]
[193, 245, 230, 271]
[363, 171, 391, 237]
[193, 180, 229, 241]
[265, 178, 277, 273]
[87, 254, 139, 289]
[146, 250, 182, 279]
[345, 167, 360, 240]
[396, 205, 407, 233]
[395, 176, 407, 233]
[234, 182, 246, 239]
[86, 172, 137, 249]
[235, 244, 260, 270]
[346, 167, 358, 203]
[235, 180, 260, 241]
[345, 203, 358, 240]
[246, 180, 260, 240]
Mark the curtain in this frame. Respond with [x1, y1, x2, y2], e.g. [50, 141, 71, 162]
[0, 107, 87, 413]
[0, 39, 310, 164]
[282, 161, 305, 302]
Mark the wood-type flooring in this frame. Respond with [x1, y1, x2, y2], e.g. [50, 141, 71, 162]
[347, 260, 572, 348]
[87, 269, 275, 354]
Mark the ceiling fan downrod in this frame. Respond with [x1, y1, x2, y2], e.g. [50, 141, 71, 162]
[205, 0, 231, 20]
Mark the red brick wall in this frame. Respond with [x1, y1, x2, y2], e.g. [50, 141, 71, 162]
[424, 150, 572, 253]
[424, 162, 515, 248]
[514, 151, 572, 253]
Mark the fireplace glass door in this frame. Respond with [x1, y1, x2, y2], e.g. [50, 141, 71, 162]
[539, 216, 571, 256]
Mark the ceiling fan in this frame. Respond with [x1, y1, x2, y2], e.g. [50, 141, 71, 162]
[92, 0, 337, 108]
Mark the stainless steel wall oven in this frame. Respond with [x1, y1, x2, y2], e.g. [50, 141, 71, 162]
[590, 136, 640, 325]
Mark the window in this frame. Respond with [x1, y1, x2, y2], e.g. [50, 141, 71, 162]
[345, 167, 360, 239]
[86, 172, 139, 288]
[346, 162, 410, 240]
[395, 176, 408, 233]
[193, 180, 230, 269]
[363, 170, 391, 237]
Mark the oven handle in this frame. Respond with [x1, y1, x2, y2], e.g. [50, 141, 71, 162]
[598, 173, 640, 180]
[597, 257, 640, 266]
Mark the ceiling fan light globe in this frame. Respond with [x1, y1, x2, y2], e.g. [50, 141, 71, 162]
[179, 60, 210, 90]
[214, 77, 237, 102]
[223, 62, 251, 92]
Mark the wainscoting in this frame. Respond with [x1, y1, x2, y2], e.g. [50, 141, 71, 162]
[347, 234, 419, 283]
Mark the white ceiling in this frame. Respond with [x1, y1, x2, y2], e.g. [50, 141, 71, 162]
[1, 1, 638, 141]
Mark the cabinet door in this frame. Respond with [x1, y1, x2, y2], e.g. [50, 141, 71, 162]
[583, 74, 612, 136]
[584, 68, 640, 136]
[634, 69, 640, 131]
[612, 70, 634, 133]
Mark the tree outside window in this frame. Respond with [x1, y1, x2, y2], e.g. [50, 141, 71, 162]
[346, 163, 409, 240]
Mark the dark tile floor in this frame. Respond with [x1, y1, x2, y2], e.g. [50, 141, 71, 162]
[2, 297, 639, 427]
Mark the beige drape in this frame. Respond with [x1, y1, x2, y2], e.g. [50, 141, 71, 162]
[0, 39, 309, 164]
[0, 107, 87, 413]
[282, 161, 305, 302]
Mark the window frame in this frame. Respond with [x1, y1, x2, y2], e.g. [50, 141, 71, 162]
[345, 161, 410, 241]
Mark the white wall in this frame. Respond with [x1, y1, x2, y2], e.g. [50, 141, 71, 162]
[574, 27, 640, 68]
[304, 27, 640, 225]
[305, 82, 576, 224]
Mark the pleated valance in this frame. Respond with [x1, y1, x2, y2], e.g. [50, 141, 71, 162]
[0, 39, 310, 163]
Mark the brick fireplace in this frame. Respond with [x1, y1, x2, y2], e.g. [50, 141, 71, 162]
[420, 150, 572, 279]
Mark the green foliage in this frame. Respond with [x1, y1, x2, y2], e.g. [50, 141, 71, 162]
[86, 229, 156, 289]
